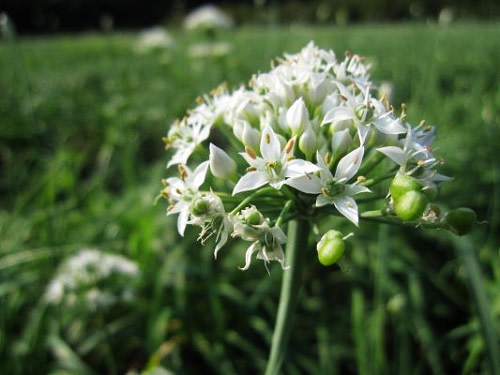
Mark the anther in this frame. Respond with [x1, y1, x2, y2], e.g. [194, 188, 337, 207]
[245, 146, 257, 159]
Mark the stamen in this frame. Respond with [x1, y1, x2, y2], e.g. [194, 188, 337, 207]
[245, 146, 257, 159]
[357, 176, 366, 182]
[178, 165, 187, 180]
[285, 138, 295, 153]
[286, 155, 295, 161]
[196, 96, 204, 105]
[246, 166, 257, 172]
[324, 153, 331, 164]
[322, 187, 330, 195]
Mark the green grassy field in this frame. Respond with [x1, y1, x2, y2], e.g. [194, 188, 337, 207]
[1, 22, 499, 374]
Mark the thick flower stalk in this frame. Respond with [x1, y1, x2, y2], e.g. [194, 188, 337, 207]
[161, 41, 471, 270]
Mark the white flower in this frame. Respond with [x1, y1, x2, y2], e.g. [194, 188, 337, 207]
[231, 211, 288, 270]
[232, 126, 320, 195]
[377, 125, 450, 191]
[136, 27, 175, 53]
[165, 161, 209, 235]
[209, 143, 237, 178]
[184, 4, 233, 31]
[164, 119, 211, 167]
[322, 82, 406, 144]
[286, 147, 371, 226]
[44, 249, 139, 310]
[188, 192, 233, 258]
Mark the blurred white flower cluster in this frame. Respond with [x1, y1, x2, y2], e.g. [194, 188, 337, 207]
[160, 42, 451, 269]
[184, 4, 233, 32]
[44, 249, 139, 310]
[136, 26, 176, 54]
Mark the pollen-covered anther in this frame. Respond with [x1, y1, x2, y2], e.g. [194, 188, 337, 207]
[167, 204, 174, 211]
[339, 94, 348, 102]
[175, 188, 182, 195]
[265, 133, 271, 144]
[286, 155, 295, 162]
[417, 160, 426, 166]
[324, 153, 331, 165]
[322, 187, 330, 196]
[285, 138, 295, 153]
[246, 166, 257, 172]
[178, 165, 187, 180]
[196, 96, 204, 105]
[245, 146, 257, 159]
[357, 176, 366, 182]
[401, 103, 408, 120]
[438, 157, 445, 165]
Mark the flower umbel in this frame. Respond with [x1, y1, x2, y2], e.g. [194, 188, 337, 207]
[160, 41, 463, 270]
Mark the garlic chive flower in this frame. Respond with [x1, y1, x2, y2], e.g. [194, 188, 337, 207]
[287, 148, 370, 226]
[232, 125, 320, 195]
[161, 42, 462, 269]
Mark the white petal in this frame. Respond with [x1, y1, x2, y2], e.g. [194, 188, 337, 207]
[372, 112, 407, 134]
[285, 159, 321, 178]
[335, 146, 364, 181]
[316, 194, 334, 207]
[322, 106, 353, 125]
[345, 184, 371, 196]
[260, 126, 281, 161]
[356, 124, 370, 145]
[177, 207, 190, 236]
[190, 161, 209, 189]
[240, 242, 259, 270]
[377, 146, 406, 166]
[285, 175, 322, 194]
[232, 171, 269, 195]
[333, 196, 360, 226]
[214, 217, 231, 258]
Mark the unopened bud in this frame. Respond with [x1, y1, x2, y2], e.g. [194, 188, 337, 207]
[286, 97, 309, 134]
[209, 143, 237, 179]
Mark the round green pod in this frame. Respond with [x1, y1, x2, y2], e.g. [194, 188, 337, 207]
[443, 207, 477, 236]
[390, 174, 422, 200]
[394, 190, 429, 221]
[317, 230, 345, 266]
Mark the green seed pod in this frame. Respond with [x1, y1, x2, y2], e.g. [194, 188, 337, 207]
[390, 174, 422, 200]
[394, 190, 429, 221]
[443, 207, 477, 236]
[245, 210, 263, 226]
[190, 197, 209, 216]
[317, 230, 345, 266]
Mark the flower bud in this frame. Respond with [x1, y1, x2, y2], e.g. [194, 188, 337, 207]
[443, 207, 476, 236]
[209, 143, 237, 179]
[242, 122, 260, 150]
[316, 230, 345, 266]
[331, 129, 351, 159]
[394, 190, 428, 221]
[390, 174, 422, 200]
[298, 126, 317, 160]
[286, 97, 309, 134]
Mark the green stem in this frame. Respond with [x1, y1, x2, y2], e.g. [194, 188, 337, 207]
[265, 218, 310, 375]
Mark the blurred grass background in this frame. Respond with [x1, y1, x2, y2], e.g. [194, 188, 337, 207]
[1, 20, 499, 374]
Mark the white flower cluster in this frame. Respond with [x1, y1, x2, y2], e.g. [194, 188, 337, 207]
[44, 249, 140, 310]
[184, 4, 234, 32]
[161, 42, 448, 269]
